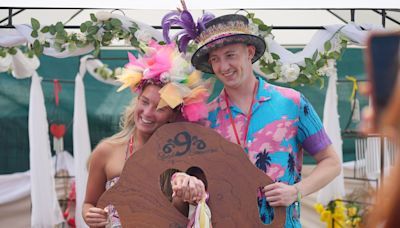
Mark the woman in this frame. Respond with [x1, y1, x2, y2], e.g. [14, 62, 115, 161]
[82, 41, 209, 227]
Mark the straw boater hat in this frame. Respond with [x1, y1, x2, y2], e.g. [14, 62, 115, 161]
[191, 14, 266, 74]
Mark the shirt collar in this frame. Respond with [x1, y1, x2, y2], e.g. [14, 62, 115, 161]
[219, 77, 272, 111]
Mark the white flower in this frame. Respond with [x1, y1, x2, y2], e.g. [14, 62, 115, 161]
[265, 73, 278, 80]
[134, 29, 152, 43]
[0, 53, 12, 72]
[160, 72, 171, 83]
[37, 31, 47, 43]
[281, 63, 300, 82]
[76, 33, 87, 43]
[331, 37, 342, 52]
[263, 52, 274, 64]
[169, 55, 190, 82]
[318, 59, 337, 77]
[96, 11, 112, 21]
[249, 23, 259, 35]
[114, 67, 123, 76]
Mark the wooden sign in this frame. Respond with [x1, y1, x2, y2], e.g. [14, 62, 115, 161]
[97, 122, 286, 227]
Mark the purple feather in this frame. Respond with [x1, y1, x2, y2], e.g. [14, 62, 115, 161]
[179, 10, 197, 38]
[197, 12, 215, 32]
[162, 11, 181, 43]
[178, 34, 192, 53]
[161, 10, 215, 53]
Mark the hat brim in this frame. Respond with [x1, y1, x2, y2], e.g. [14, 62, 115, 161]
[191, 34, 266, 74]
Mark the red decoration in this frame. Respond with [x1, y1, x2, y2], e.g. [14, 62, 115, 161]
[53, 79, 62, 106]
[50, 123, 66, 139]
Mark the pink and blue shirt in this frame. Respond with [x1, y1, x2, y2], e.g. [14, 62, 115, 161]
[207, 77, 331, 227]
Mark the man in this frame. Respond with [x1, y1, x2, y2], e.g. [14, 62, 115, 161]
[191, 14, 341, 227]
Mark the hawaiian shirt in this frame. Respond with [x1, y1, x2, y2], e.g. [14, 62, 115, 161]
[207, 77, 331, 227]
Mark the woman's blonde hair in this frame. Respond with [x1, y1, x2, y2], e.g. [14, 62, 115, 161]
[103, 96, 138, 145]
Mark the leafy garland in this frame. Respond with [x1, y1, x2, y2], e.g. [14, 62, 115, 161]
[246, 13, 349, 88]
[1, 11, 349, 87]
[29, 13, 141, 57]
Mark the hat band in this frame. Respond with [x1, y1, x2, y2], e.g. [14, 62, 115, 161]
[199, 31, 248, 46]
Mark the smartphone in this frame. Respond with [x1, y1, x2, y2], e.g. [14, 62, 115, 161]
[365, 31, 400, 130]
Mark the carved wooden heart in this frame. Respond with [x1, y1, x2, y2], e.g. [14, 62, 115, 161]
[97, 122, 286, 227]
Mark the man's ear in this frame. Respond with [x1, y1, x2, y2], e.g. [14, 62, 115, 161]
[247, 45, 256, 60]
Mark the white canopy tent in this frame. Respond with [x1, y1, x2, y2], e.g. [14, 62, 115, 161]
[1, 0, 399, 9]
[1, 1, 400, 45]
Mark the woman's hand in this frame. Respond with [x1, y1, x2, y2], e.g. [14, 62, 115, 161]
[171, 172, 206, 204]
[83, 207, 109, 227]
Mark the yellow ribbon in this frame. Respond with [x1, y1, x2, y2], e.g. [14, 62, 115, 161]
[345, 76, 358, 101]
[199, 199, 206, 228]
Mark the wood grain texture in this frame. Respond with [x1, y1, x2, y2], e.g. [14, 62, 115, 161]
[97, 122, 286, 227]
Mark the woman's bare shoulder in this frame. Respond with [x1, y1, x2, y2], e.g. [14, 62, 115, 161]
[91, 140, 125, 160]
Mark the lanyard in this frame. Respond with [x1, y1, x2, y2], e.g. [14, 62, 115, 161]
[223, 81, 258, 147]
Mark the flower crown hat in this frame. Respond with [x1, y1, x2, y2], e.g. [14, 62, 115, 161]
[191, 14, 266, 74]
[116, 40, 210, 122]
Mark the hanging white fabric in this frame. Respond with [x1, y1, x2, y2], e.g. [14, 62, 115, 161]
[73, 56, 93, 228]
[0, 171, 30, 205]
[29, 72, 64, 227]
[317, 65, 345, 204]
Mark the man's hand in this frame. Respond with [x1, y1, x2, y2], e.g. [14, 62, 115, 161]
[171, 172, 206, 204]
[262, 182, 298, 207]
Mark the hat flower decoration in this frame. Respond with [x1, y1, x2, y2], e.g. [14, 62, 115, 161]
[116, 40, 210, 122]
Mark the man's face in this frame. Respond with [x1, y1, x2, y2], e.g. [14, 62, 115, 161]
[208, 43, 255, 89]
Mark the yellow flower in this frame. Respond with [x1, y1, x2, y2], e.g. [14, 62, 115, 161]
[335, 199, 344, 208]
[116, 69, 143, 92]
[333, 212, 346, 223]
[335, 206, 346, 215]
[321, 210, 332, 222]
[352, 217, 361, 227]
[348, 206, 358, 217]
[314, 203, 325, 214]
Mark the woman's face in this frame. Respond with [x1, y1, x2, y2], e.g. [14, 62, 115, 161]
[134, 84, 176, 137]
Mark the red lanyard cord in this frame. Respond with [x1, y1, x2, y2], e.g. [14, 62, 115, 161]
[224, 81, 258, 147]
[128, 133, 135, 157]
